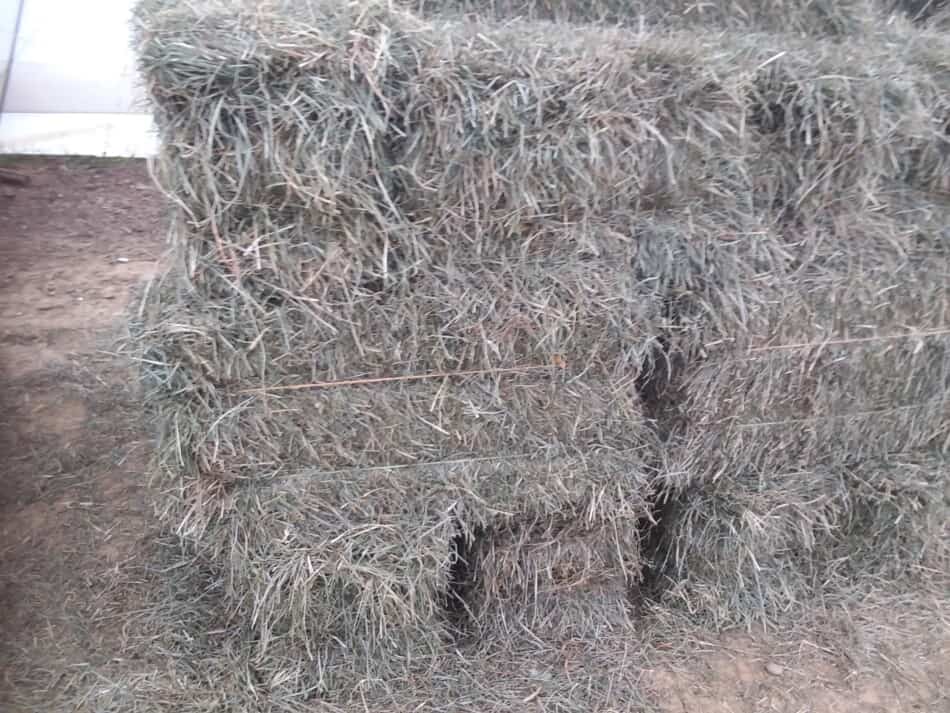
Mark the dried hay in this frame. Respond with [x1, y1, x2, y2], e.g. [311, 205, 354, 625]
[474, 579, 634, 641]
[137, 2, 950, 263]
[649, 199, 950, 622]
[169, 451, 653, 663]
[465, 521, 639, 639]
[407, 0, 882, 35]
[668, 255, 950, 484]
[892, 0, 950, 25]
[411, 0, 950, 33]
[61, 534, 659, 712]
[653, 454, 950, 626]
[137, 259, 663, 484]
[129, 0, 950, 704]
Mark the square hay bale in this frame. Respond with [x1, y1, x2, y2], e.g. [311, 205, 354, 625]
[474, 578, 634, 641]
[134, 1, 949, 322]
[135, 1, 769, 279]
[641, 198, 949, 625]
[828, 453, 950, 576]
[407, 0, 882, 36]
[464, 521, 638, 639]
[665, 254, 949, 486]
[178, 451, 654, 663]
[653, 454, 950, 625]
[742, 37, 950, 217]
[145, 362, 658, 486]
[892, 0, 950, 25]
[134, 0, 949, 277]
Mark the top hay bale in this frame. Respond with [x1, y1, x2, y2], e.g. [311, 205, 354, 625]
[409, 0, 950, 32]
[408, 0, 880, 35]
[135, 0, 949, 312]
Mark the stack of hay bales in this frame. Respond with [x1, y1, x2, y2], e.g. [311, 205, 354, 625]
[648, 35, 950, 622]
[134, 0, 670, 675]
[133, 0, 950, 695]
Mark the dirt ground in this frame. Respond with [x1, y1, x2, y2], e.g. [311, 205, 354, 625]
[0, 157, 947, 712]
[0, 158, 162, 711]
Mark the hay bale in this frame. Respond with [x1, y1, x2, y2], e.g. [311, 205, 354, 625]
[137, 249, 664, 486]
[654, 454, 950, 625]
[474, 579, 633, 640]
[134, 0, 949, 254]
[173, 450, 653, 664]
[135, 2, 756, 276]
[134, 1, 948, 295]
[666, 256, 950, 485]
[472, 523, 639, 598]
[465, 522, 638, 638]
[830, 454, 950, 576]
[743, 40, 950, 216]
[408, 0, 882, 36]
[892, 0, 949, 24]
[649, 208, 950, 623]
[144, 353, 656, 482]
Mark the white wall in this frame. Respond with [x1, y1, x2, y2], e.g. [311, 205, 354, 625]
[0, 0, 157, 156]
[0, 0, 19, 102]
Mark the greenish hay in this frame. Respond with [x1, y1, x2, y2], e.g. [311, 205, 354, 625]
[167, 451, 653, 668]
[472, 579, 634, 640]
[410, 0, 950, 34]
[146, 362, 657, 481]
[470, 521, 641, 600]
[673, 339, 948, 483]
[653, 454, 949, 627]
[465, 521, 639, 639]
[24, 530, 950, 712]
[892, 0, 950, 25]
[407, 0, 882, 35]
[135, 1, 949, 280]
[129, 0, 950, 703]
[136, 247, 665, 485]
[652, 227, 949, 628]
[665, 257, 950, 485]
[43, 534, 661, 712]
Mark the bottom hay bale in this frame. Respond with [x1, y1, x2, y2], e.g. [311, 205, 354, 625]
[464, 523, 639, 639]
[653, 453, 950, 625]
[471, 522, 640, 597]
[472, 579, 634, 641]
[826, 454, 950, 577]
[81, 533, 659, 712]
[173, 450, 654, 665]
[216, 482, 456, 655]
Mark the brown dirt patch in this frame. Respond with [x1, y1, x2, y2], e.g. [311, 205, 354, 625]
[0, 157, 164, 711]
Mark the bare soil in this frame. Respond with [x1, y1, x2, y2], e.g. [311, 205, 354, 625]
[0, 157, 162, 711]
[0, 157, 946, 712]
